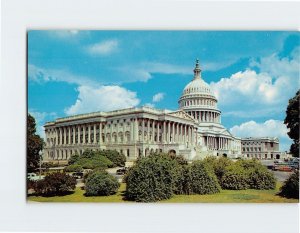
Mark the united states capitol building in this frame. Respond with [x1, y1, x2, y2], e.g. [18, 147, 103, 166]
[43, 60, 244, 162]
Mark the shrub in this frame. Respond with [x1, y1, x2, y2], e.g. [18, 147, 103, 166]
[27, 179, 36, 191]
[125, 153, 180, 202]
[33, 172, 76, 196]
[169, 154, 188, 166]
[64, 164, 83, 172]
[279, 170, 299, 199]
[99, 150, 126, 167]
[203, 156, 233, 184]
[189, 161, 221, 194]
[175, 165, 193, 195]
[85, 171, 120, 196]
[248, 167, 276, 190]
[74, 152, 113, 169]
[236, 159, 261, 170]
[221, 165, 250, 190]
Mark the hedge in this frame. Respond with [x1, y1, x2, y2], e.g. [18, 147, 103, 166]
[64, 164, 83, 172]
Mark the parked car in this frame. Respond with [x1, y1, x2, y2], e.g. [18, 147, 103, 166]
[116, 168, 127, 175]
[27, 173, 44, 181]
[72, 172, 84, 179]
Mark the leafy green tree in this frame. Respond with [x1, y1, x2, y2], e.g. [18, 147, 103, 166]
[27, 114, 44, 172]
[33, 172, 76, 196]
[279, 170, 299, 199]
[70, 149, 113, 169]
[99, 150, 126, 167]
[284, 90, 299, 157]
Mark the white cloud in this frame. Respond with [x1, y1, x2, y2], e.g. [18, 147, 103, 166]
[65, 85, 140, 115]
[250, 47, 300, 79]
[210, 47, 299, 118]
[28, 64, 97, 86]
[211, 69, 287, 105]
[230, 119, 292, 151]
[86, 39, 119, 55]
[152, 93, 164, 102]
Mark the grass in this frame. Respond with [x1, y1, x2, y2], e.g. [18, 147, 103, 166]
[28, 182, 298, 203]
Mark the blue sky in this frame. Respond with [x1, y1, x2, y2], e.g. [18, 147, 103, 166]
[28, 31, 300, 151]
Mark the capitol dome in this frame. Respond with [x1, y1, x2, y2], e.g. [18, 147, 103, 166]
[178, 59, 221, 124]
[182, 59, 216, 98]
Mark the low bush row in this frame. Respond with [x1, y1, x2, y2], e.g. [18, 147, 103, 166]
[125, 154, 221, 202]
[203, 157, 276, 190]
[65, 149, 126, 171]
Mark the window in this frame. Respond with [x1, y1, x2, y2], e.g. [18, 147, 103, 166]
[127, 149, 130, 157]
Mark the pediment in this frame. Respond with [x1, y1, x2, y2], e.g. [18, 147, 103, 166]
[167, 110, 195, 122]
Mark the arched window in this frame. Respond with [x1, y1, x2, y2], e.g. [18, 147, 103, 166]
[118, 132, 123, 143]
[112, 133, 117, 143]
[125, 131, 130, 142]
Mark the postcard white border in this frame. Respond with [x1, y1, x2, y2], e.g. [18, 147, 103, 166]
[1, 0, 299, 232]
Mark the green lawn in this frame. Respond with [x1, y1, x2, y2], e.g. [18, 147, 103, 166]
[28, 183, 298, 203]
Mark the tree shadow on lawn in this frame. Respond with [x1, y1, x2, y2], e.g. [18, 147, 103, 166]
[27, 190, 75, 197]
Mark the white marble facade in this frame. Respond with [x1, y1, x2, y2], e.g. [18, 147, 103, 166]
[44, 60, 242, 161]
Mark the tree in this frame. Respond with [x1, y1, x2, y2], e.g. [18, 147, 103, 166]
[27, 114, 44, 172]
[278, 170, 299, 199]
[33, 172, 77, 196]
[284, 90, 299, 157]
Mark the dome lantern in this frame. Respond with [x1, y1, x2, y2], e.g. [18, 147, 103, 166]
[193, 58, 202, 80]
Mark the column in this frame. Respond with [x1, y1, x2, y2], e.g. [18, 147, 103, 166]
[172, 122, 175, 143]
[167, 121, 171, 143]
[176, 123, 179, 142]
[183, 125, 186, 144]
[163, 121, 166, 143]
[156, 121, 160, 143]
[130, 119, 134, 142]
[77, 125, 80, 144]
[147, 119, 150, 142]
[99, 122, 102, 144]
[93, 124, 96, 144]
[83, 125, 86, 144]
[59, 127, 62, 145]
[135, 118, 139, 141]
[152, 120, 155, 143]
[63, 127, 66, 145]
[68, 127, 71, 144]
[73, 126, 76, 144]
[191, 126, 194, 145]
[142, 119, 145, 142]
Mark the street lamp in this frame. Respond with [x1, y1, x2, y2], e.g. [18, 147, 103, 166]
[38, 150, 43, 179]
